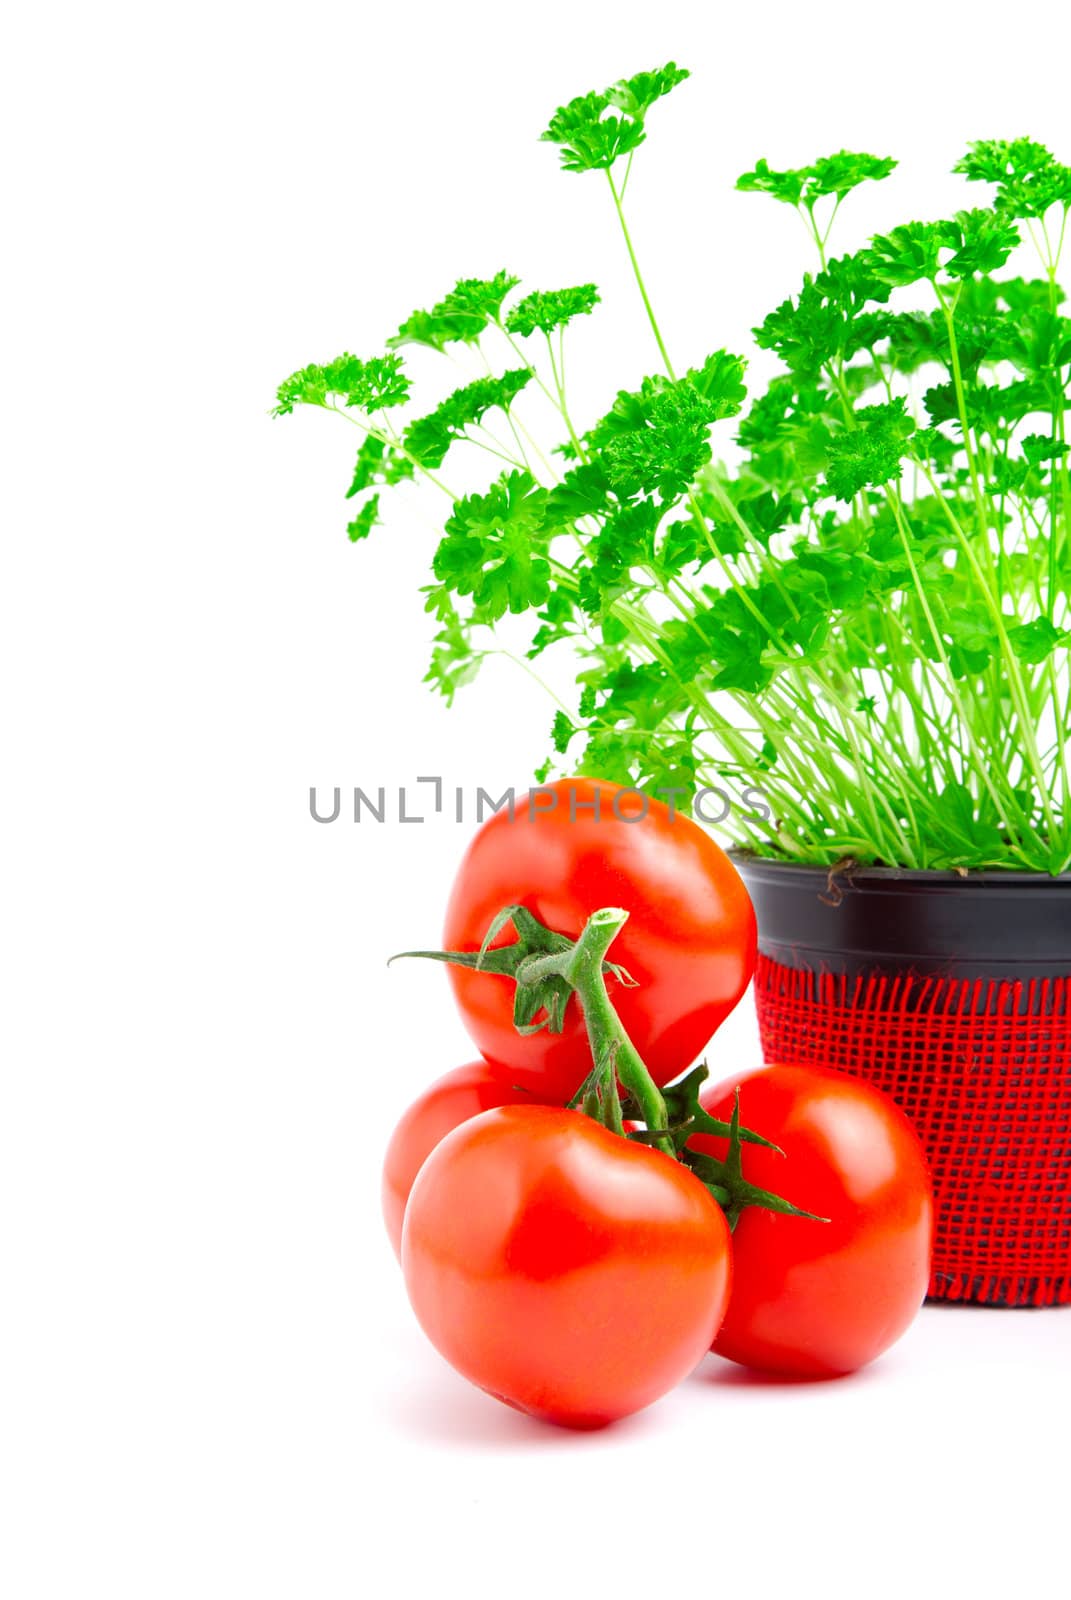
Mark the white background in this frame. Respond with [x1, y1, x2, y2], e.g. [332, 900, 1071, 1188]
[4, 2, 1069, 1595]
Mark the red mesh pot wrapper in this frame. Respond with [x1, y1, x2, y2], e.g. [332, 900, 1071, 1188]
[753, 954, 1071, 1307]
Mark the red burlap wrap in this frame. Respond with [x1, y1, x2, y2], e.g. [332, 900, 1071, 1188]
[753, 953, 1071, 1307]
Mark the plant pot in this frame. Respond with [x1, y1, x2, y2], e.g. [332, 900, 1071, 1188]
[733, 857, 1071, 1308]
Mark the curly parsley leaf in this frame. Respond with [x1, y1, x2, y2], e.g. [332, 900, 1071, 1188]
[528, 588, 578, 657]
[737, 151, 896, 207]
[422, 588, 484, 704]
[546, 460, 612, 521]
[541, 63, 689, 174]
[579, 359, 747, 506]
[389, 272, 520, 351]
[754, 254, 892, 379]
[273, 352, 410, 416]
[736, 158, 806, 207]
[346, 495, 381, 544]
[955, 138, 1071, 219]
[576, 500, 663, 616]
[685, 351, 750, 411]
[825, 400, 916, 501]
[601, 386, 719, 500]
[942, 209, 1021, 278]
[505, 284, 600, 337]
[550, 709, 576, 754]
[867, 223, 947, 287]
[868, 211, 1020, 287]
[345, 434, 413, 496]
[404, 370, 532, 469]
[432, 470, 556, 621]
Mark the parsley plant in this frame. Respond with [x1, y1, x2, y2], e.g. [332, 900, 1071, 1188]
[276, 70, 1071, 873]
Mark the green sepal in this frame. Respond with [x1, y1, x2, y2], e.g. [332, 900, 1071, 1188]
[683, 1089, 828, 1231]
[658, 1063, 784, 1154]
[389, 903, 635, 1036]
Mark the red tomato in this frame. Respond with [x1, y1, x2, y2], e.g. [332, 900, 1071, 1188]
[402, 1105, 732, 1428]
[692, 1064, 933, 1378]
[381, 1061, 547, 1259]
[441, 778, 756, 1100]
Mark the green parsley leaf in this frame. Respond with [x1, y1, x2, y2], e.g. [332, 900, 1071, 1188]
[736, 158, 806, 207]
[1022, 434, 1070, 465]
[824, 400, 916, 501]
[421, 588, 484, 704]
[867, 211, 1020, 288]
[273, 352, 410, 416]
[1007, 616, 1069, 664]
[684, 351, 749, 412]
[404, 370, 532, 469]
[505, 284, 600, 337]
[867, 223, 946, 287]
[528, 588, 577, 657]
[346, 494, 380, 543]
[941, 209, 1021, 278]
[809, 151, 897, 199]
[928, 783, 1005, 857]
[737, 151, 896, 206]
[583, 361, 747, 505]
[345, 434, 413, 496]
[389, 272, 520, 351]
[943, 605, 997, 677]
[955, 138, 1071, 218]
[546, 461, 612, 522]
[433, 470, 556, 620]
[601, 385, 718, 500]
[550, 710, 575, 754]
[576, 500, 663, 615]
[541, 63, 689, 174]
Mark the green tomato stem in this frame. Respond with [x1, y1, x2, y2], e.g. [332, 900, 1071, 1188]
[518, 908, 672, 1154]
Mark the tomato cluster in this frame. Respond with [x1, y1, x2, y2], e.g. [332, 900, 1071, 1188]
[383, 781, 933, 1429]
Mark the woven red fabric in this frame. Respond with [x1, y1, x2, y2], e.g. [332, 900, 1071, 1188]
[752, 954, 1071, 1307]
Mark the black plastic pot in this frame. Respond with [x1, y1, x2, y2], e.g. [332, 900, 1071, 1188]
[733, 856, 1071, 1308]
[738, 859, 1071, 980]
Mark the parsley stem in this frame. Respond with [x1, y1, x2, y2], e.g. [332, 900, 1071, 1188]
[919, 458, 1059, 845]
[487, 649, 575, 716]
[543, 332, 585, 461]
[496, 321, 588, 461]
[605, 169, 676, 379]
[890, 485, 1044, 856]
[470, 423, 528, 470]
[326, 405, 457, 501]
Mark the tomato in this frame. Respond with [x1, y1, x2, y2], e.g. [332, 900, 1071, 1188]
[692, 1064, 933, 1378]
[381, 1061, 547, 1259]
[402, 1105, 732, 1428]
[441, 778, 756, 1100]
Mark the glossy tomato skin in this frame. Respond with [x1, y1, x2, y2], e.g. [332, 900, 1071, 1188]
[694, 1065, 933, 1378]
[381, 1062, 548, 1259]
[441, 778, 756, 1101]
[402, 1105, 732, 1428]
